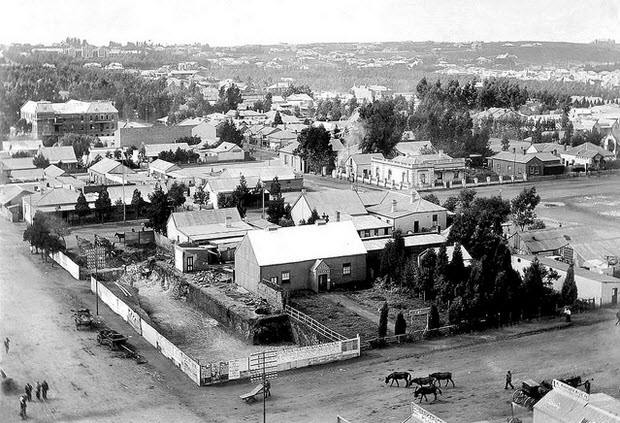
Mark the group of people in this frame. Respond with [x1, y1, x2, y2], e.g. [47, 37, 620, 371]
[20, 380, 50, 419]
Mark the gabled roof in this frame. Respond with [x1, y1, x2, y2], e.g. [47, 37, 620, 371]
[395, 141, 434, 156]
[329, 138, 344, 152]
[490, 151, 560, 164]
[349, 153, 384, 166]
[279, 140, 299, 154]
[243, 221, 366, 266]
[40, 146, 77, 163]
[30, 188, 80, 207]
[267, 129, 297, 140]
[177, 117, 206, 126]
[44, 164, 65, 178]
[88, 157, 122, 174]
[9, 168, 45, 181]
[0, 157, 37, 170]
[258, 126, 280, 136]
[170, 207, 242, 228]
[0, 185, 32, 206]
[513, 229, 570, 253]
[149, 159, 179, 173]
[292, 189, 368, 218]
[22, 100, 117, 115]
[219, 165, 296, 182]
[211, 142, 242, 153]
[527, 142, 561, 153]
[564, 142, 615, 159]
[348, 214, 391, 231]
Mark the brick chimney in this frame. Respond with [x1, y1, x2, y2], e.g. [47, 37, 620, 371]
[336, 211, 341, 222]
[225, 216, 231, 228]
[391, 199, 397, 213]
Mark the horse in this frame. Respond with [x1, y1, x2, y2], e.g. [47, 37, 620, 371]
[115, 232, 125, 242]
[430, 372, 455, 388]
[414, 385, 442, 403]
[385, 372, 411, 388]
[411, 376, 435, 387]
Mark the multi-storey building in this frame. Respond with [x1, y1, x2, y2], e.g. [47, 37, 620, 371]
[21, 100, 118, 139]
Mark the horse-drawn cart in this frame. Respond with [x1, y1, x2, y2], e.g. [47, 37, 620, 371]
[74, 308, 93, 330]
[97, 329, 128, 351]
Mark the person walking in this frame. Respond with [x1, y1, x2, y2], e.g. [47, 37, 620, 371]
[19, 394, 27, 420]
[4, 337, 9, 354]
[35, 381, 41, 400]
[584, 379, 591, 394]
[25, 383, 32, 401]
[41, 380, 49, 400]
[564, 306, 572, 322]
[505, 370, 515, 390]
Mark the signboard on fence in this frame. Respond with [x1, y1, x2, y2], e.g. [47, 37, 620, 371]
[125, 230, 155, 246]
[410, 307, 431, 316]
[250, 351, 278, 383]
[552, 379, 589, 401]
[228, 359, 242, 380]
[127, 308, 142, 335]
[86, 247, 105, 270]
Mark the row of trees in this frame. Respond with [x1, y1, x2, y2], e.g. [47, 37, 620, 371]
[157, 147, 200, 164]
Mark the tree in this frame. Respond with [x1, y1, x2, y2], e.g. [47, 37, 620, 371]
[23, 211, 64, 258]
[193, 184, 209, 209]
[511, 187, 541, 230]
[168, 182, 187, 209]
[306, 208, 321, 225]
[422, 194, 440, 205]
[59, 133, 95, 159]
[94, 188, 112, 222]
[394, 312, 407, 336]
[273, 111, 283, 126]
[294, 126, 336, 173]
[218, 120, 244, 146]
[427, 304, 440, 331]
[522, 258, 550, 318]
[75, 191, 91, 222]
[147, 184, 171, 234]
[418, 249, 437, 299]
[378, 302, 388, 338]
[561, 264, 578, 306]
[176, 135, 202, 146]
[501, 134, 510, 151]
[266, 177, 286, 224]
[217, 84, 242, 112]
[380, 231, 406, 285]
[131, 188, 146, 218]
[32, 153, 49, 168]
[358, 100, 405, 156]
[12, 150, 30, 158]
[232, 175, 250, 217]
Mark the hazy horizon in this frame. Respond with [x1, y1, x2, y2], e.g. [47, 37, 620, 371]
[1, 0, 619, 47]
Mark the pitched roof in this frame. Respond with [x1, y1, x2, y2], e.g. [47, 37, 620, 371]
[9, 168, 45, 181]
[40, 146, 77, 163]
[363, 233, 446, 252]
[268, 129, 297, 140]
[366, 191, 446, 218]
[243, 221, 366, 266]
[292, 189, 368, 217]
[513, 229, 570, 253]
[564, 142, 615, 159]
[170, 207, 242, 228]
[395, 141, 434, 156]
[279, 140, 299, 154]
[490, 151, 560, 164]
[30, 188, 80, 207]
[219, 165, 296, 182]
[44, 164, 65, 178]
[211, 142, 242, 153]
[0, 185, 32, 206]
[348, 214, 391, 231]
[88, 157, 122, 174]
[349, 153, 384, 166]
[149, 159, 179, 174]
[527, 142, 561, 153]
[329, 138, 345, 151]
[22, 99, 117, 115]
[0, 157, 37, 170]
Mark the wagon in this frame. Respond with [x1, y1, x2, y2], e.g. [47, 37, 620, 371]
[74, 308, 93, 330]
[97, 329, 128, 351]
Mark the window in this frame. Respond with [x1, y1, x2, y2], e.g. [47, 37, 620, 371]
[281, 271, 290, 283]
[342, 263, 351, 275]
[270, 276, 278, 284]
[432, 214, 437, 223]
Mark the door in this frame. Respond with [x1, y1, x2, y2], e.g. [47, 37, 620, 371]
[414, 221, 419, 233]
[318, 274, 328, 292]
[612, 288, 618, 305]
[186, 256, 194, 272]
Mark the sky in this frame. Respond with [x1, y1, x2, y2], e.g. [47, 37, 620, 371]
[1, 0, 619, 47]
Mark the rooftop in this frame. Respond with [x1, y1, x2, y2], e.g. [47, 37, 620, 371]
[363, 233, 446, 252]
[490, 151, 560, 164]
[40, 146, 78, 163]
[367, 191, 446, 218]
[170, 207, 242, 229]
[292, 189, 368, 218]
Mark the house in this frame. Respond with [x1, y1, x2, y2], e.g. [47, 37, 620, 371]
[2, 139, 43, 155]
[38, 146, 78, 169]
[533, 380, 620, 423]
[167, 208, 253, 262]
[201, 142, 244, 163]
[234, 221, 367, 293]
[266, 129, 297, 150]
[366, 191, 448, 234]
[256, 126, 281, 147]
[488, 138, 531, 154]
[190, 121, 218, 145]
[345, 153, 384, 179]
[370, 152, 466, 188]
[560, 142, 615, 170]
[115, 125, 194, 148]
[289, 189, 368, 225]
[285, 93, 314, 111]
[508, 229, 572, 258]
[279, 141, 304, 172]
[148, 159, 180, 179]
[0, 185, 33, 221]
[525, 142, 563, 156]
[348, 214, 392, 239]
[394, 141, 434, 156]
[512, 255, 620, 306]
[20, 99, 118, 138]
[487, 152, 564, 177]
[87, 157, 135, 185]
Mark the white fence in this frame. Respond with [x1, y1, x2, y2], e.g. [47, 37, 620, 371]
[91, 276, 360, 386]
[90, 277, 201, 385]
[50, 251, 81, 280]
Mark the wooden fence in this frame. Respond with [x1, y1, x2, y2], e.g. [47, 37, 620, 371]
[285, 305, 347, 342]
[361, 325, 457, 350]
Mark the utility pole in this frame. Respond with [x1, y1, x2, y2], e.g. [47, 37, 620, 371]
[122, 154, 126, 221]
[249, 350, 278, 423]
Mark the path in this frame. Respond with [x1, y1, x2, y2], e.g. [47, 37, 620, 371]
[324, 293, 397, 333]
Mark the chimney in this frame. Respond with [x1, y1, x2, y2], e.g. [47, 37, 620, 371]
[225, 216, 231, 228]
[301, 188, 306, 195]
[391, 199, 397, 213]
[336, 211, 341, 222]
[512, 147, 516, 153]
[411, 191, 419, 204]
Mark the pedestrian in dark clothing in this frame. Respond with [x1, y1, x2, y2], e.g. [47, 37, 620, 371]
[4, 337, 9, 354]
[584, 379, 591, 394]
[25, 383, 32, 401]
[35, 382, 41, 400]
[505, 371, 514, 390]
[41, 380, 49, 399]
[19, 394, 27, 419]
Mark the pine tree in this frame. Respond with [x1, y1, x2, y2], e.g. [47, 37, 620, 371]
[131, 189, 145, 218]
[75, 191, 91, 222]
[394, 312, 407, 336]
[378, 302, 388, 338]
[147, 184, 171, 234]
[561, 264, 578, 306]
[94, 188, 112, 223]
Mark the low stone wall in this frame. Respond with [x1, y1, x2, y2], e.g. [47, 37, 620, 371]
[256, 280, 288, 311]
